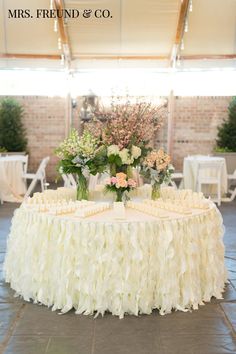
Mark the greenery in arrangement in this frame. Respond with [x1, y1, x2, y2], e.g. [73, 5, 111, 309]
[55, 129, 107, 199]
[141, 148, 174, 200]
[216, 96, 236, 152]
[0, 98, 27, 152]
[56, 97, 171, 201]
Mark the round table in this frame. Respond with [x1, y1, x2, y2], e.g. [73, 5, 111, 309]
[182, 156, 228, 195]
[4, 202, 227, 318]
[0, 156, 26, 202]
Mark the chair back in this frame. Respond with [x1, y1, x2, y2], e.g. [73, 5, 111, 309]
[196, 160, 223, 187]
[24, 157, 50, 199]
[62, 174, 77, 188]
[36, 156, 50, 179]
[88, 174, 99, 190]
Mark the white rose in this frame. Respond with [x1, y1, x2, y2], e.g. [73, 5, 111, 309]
[107, 145, 120, 156]
[131, 145, 142, 159]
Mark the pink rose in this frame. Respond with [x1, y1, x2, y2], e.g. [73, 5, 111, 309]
[111, 177, 117, 184]
[128, 178, 136, 188]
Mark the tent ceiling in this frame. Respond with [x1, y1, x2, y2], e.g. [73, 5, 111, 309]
[0, 0, 235, 69]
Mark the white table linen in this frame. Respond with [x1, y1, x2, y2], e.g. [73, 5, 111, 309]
[182, 156, 227, 195]
[4, 201, 227, 318]
[0, 156, 26, 202]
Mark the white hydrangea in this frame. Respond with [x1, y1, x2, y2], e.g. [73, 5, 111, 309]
[119, 148, 134, 165]
[131, 145, 142, 159]
[107, 144, 120, 156]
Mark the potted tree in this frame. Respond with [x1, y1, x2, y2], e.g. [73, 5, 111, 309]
[214, 96, 236, 174]
[0, 98, 27, 154]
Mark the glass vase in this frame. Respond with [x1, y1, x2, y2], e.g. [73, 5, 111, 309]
[76, 173, 89, 200]
[115, 189, 124, 202]
[151, 182, 161, 200]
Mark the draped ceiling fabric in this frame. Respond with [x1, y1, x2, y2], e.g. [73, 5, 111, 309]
[0, 0, 235, 69]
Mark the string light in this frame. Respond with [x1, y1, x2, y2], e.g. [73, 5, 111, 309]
[177, 55, 181, 66]
[184, 20, 188, 32]
[58, 38, 62, 50]
[54, 20, 58, 32]
[189, 0, 193, 12]
[61, 54, 65, 66]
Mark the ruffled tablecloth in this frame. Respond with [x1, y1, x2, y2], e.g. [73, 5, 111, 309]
[0, 157, 26, 202]
[4, 204, 227, 318]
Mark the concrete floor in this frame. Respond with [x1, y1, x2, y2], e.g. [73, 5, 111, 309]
[0, 201, 236, 354]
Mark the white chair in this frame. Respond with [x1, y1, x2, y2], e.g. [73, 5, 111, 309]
[170, 172, 183, 189]
[23, 157, 50, 199]
[196, 161, 223, 206]
[222, 170, 236, 202]
[21, 155, 28, 174]
[62, 174, 77, 188]
[88, 174, 99, 190]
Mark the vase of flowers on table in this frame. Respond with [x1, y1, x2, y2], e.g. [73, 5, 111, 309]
[142, 148, 174, 200]
[105, 172, 137, 202]
[89, 98, 167, 177]
[55, 129, 107, 200]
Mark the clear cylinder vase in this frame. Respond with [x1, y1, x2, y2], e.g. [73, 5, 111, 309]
[151, 182, 161, 200]
[115, 189, 124, 202]
[76, 173, 89, 200]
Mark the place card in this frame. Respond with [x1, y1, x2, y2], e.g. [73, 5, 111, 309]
[127, 201, 169, 218]
[75, 202, 110, 218]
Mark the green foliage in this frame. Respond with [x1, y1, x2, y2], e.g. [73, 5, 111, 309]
[0, 98, 27, 152]
[0, 146, 7, 152]
[216, 97, 236, 152]
[108, 154, 122, 167]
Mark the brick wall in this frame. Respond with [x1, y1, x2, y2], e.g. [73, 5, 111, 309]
[0, 96, 66, 181]
[0, 95, 232, 180]
[171, 96, 231, 171]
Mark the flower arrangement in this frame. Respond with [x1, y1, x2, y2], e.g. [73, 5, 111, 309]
[105, 172, 137, 202]
[55, 129, 107, 200]
[142, 148, 174, 200]
[90, 99, 166, 177]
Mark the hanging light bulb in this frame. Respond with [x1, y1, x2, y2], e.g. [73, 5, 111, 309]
[177, 55, 181, 67]
[54, 20, 58, 32]
[181, 39, 184, 50]
[58, 38, 62, 50]
[61, 54, 65, 66]
[184, 20, 188, 32]
[189, 0, 193, 12]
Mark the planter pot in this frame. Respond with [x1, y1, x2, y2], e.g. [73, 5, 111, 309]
[213, 152, 236, 174]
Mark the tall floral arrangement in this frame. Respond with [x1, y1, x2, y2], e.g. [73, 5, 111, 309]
[90, 99, 166, 178]
[142, 148, 174, 200]
[55, 129, 107, 200]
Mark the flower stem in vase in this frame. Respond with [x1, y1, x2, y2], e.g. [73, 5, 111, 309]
[116, 189, 124, 202]
[151, 182, 161, 200]
[76, 173, 89, 200]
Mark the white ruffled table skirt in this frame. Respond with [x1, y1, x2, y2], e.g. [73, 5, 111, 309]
[4, 206, 227, 318]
